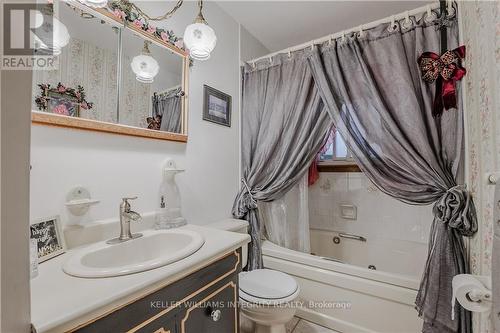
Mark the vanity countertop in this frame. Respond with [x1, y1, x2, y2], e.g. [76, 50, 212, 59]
[31, 224, 250, 333]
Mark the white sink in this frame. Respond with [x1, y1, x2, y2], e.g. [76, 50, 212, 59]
[63, 229, 204, 278]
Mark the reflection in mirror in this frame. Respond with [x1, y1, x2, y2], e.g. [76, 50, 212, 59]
[121, 28, 184, 133]
[32, 4, 119, 123]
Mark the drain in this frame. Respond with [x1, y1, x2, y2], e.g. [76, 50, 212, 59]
[368, 265, 377, 270]
[333, 236, 341, 244]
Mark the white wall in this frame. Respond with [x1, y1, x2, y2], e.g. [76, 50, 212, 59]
[239, 25, 269, 63]
[30, 1, 241, 226]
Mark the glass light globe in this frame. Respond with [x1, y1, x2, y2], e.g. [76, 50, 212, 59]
[34, 15, 70, 56]
[52, 17, 70, 55]
[78, 0, 108, 8]
[130, 42, 159, 83]
[33, 10, 44, 29]
[183, 21, 216, 61]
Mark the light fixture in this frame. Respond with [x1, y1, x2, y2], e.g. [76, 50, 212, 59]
[77, 0, 218, 61]
[183, 1, 216, 60]
[78, 0, 108, 8]
[130, 41, 159, 83]
[33, 5, 70, 56]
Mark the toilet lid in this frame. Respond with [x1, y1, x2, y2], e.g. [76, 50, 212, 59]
[239, 269, 298, 300]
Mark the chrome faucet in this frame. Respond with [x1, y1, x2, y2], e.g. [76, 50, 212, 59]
[107, 197, 143, 244]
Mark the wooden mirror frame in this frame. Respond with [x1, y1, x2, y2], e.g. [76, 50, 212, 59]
[32, 1, 189, 143]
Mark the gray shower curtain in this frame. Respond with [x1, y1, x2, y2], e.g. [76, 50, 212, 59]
[235, 9, 477, 333]
[306, 14, 476, 333]
[152, 87, 182, 133]
[232, 53, 333, 270]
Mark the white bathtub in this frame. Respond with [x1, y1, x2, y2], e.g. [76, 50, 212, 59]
[309, 229, 428, 278]
[262, 239, 424, 333]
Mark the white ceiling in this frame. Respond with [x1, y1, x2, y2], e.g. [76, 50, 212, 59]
[217, 1, 431, 53]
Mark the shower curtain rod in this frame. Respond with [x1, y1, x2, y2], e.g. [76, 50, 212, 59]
[247, 1, 445, 64]
[154, 85, 182, 96]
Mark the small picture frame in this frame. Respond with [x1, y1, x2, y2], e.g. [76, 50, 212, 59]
[34, 83, 93, 117]
[47, 91, 80, 117]
[203, 84, 232, 127]
[30, 216, 66, 262]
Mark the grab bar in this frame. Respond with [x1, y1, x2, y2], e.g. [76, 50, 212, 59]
[339, 233, 367, 242]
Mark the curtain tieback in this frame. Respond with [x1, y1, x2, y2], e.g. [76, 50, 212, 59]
[241, 178, 257, 206]
[433, 185, 478, 237]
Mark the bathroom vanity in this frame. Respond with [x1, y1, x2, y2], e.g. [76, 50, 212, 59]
[30, 224, 250, 333]
[74, 250, 240, 333]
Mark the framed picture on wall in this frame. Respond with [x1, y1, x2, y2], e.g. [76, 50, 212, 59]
[30, 216, 66, 262]
[34, 83, 93, 118]
[203, 84, 232, 127]
[47, 91, 80, 117]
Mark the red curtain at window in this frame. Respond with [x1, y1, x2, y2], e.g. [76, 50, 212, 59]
[308, 127, 335, 186]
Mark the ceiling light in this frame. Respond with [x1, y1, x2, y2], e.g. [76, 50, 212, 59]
[183, 1, 216, 61]
[78, 0, 108, 8]
[34, 11, 70, 56]
[130, 41, 159, 83]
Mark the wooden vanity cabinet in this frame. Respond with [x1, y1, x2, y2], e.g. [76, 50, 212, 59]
[72, 250, 242, 333]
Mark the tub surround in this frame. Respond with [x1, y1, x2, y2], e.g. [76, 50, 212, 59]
[309, 172, 433, 245]
[309, 229, 427, 279]
[31, 225, 250, 333]
[262, 241, 422, 332]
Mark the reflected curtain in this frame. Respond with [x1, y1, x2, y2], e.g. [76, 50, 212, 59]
[307, 13, 476, 333]
[259, 173, 310, 253]
[232, 53, 333, 270]
[152, 87, 182, 133]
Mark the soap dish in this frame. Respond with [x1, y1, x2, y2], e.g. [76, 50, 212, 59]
[65, 187, 100, 216]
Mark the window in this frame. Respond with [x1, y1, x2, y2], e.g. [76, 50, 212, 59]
[320, 131, 353, 161]
[318, 131, 360, 172]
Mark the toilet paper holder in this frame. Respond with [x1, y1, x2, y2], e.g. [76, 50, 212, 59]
[465, 287, 492, 303]
[452, 274, 492, 320]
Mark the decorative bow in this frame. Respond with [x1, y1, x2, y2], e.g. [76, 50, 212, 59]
[146, 115, 162, 130]
[418, 45, 466, 116]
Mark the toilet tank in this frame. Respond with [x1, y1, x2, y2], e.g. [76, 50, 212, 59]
[207, 219, 249, 267]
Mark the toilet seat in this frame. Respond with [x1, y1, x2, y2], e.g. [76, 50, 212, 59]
[239, 269, 299, 305]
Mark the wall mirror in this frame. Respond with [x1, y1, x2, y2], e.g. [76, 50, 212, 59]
[120, 28, 185, 134]
[31, 1, 189, 142]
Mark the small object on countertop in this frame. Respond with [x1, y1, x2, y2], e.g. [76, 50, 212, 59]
[30, 215, 66, 262]
[155, 159, 187, 229]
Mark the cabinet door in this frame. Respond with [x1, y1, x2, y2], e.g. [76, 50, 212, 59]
[71, 250, 241, 333]
[136, 311, 176, 333]
[180, 281, 238, 333]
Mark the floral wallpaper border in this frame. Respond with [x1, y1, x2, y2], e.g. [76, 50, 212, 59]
[461, 1, 500, 332]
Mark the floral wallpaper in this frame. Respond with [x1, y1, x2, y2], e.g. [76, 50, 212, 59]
[120, 53, 151, 129]
[32, 37, 151, 127]
[461, 1, 500, 332]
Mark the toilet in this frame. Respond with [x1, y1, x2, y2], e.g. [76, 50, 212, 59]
[239, 269, 300, 333]
[208, 220, 300, 333]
